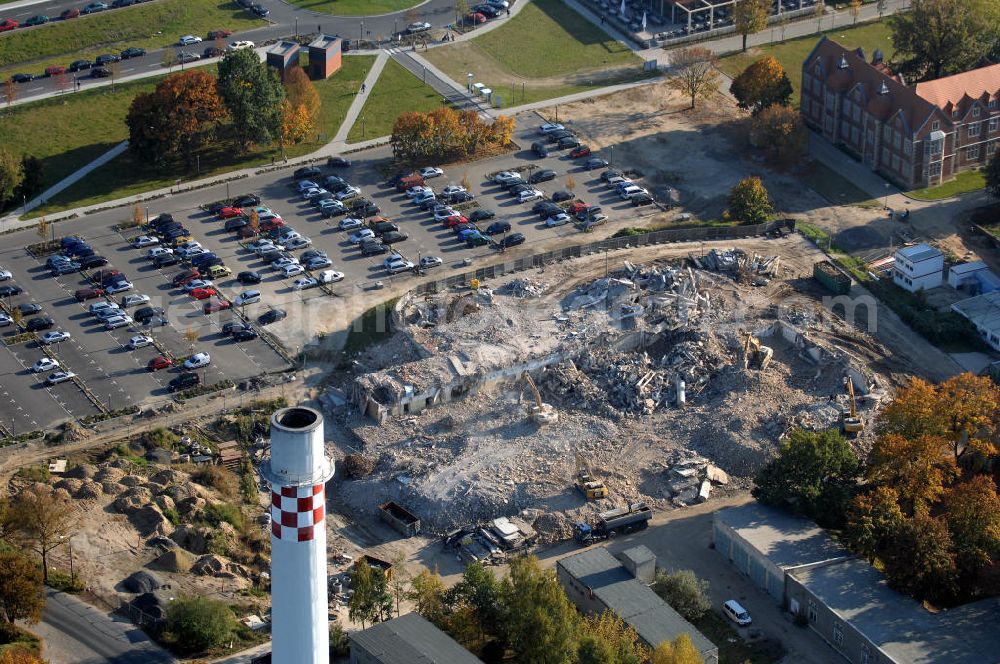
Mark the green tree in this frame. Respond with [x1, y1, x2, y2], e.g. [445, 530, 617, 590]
[844, 486, 904, 563]
[579, 610, 646, 664]
[164, 596, 239, 654]
[650, 570, 711, 622]
[752, 428, 860, 526]
[14, 156, 43, 202]
[348, 560, 392, 629]
[882, 512, 958, 604]
[11, 486, 74, 582]
[726, 176, 773, 225]
[730, 56, 793, 115]
[888, 0, 1000, 80]
[446, 562, 506, 654]
[408, 568, 447, 626]
[217, 49, 285, 151]
[986, 149, 1000, 199]
[503, 556, 579, 664]
[0, 550, 44, 625]
[942, 475, 1000, 579]
[0, 148, 24, 208]
[732, 0, 770, 53]
[578, 635, 617, 664]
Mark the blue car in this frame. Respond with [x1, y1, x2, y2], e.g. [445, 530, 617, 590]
[81, 2, 108, 13]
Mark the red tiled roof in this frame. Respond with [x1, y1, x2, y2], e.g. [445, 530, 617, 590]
[914, 63, 1000, 110]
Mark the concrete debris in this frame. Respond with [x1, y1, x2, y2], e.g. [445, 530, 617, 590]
[689, 248, 781, 279]
[498, 278, 548, 298]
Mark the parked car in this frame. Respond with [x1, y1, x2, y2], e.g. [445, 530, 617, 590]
[128, 335, 153, 350]
[203, 299, 231, 314]
[529, 169, 556, 184]
[632, 192, 654, 206]
[121, 47, 147, 59]
[68, 60, 92, 72]
[539, 122, 565, 134]
[259, 308, 287, 325]
[23, 15, 49, 26]
[45, 371, 76, 385]
[207, 29, 232, 39]
[327, 156, 351, 168]
[45, 65, 66, 76]
[31, 358, 59, 373]
[569, 145, 592, 159]
[531, 141, 549, 158]
[557, 136, 582, 150]
[723, 600, 752, 626]
[233, 327, 259, 341]
[90, 67, 111, 78]
[499, 233, 526, 248]
[40, 331, 71, 345]
[121, 293, 150, 308]
[95, 54, 121, 65]
[168, 372, 200, 392]
[147, 356, 172, 371]
[26, 317, 55, 332]
[420, 256, 443, 269]
[318, 270, 344, 283]
[551, 190, 574, 203]
[250, 5, 269, 17]
[485, 220, 511, 235]
[60, 8, 81, 19]
[227, 40, 255, 51]
[405, 21, 431, 33]
[183, 352, 211, 369]
[74, 287, 104, 302]
[81, 2, 108, 14]
[237, 270, 262, 285]
[134, 307, 165, 324]
[585, 157, 609, 170]
[178, 34, 202, 45]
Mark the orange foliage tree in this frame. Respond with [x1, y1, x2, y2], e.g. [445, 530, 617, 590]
[750, 104, 806, 166]
[0, 650, 46, 664]
[281, 66, 321, 146]
[390, 107, 514, 162]
[730, 56, 793, 114]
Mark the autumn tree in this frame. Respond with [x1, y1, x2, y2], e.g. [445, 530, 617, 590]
[868, 433, 956, 513]
[3, 78, 15, 107]
[217, 48, 285, 151]
[10, 485, 74, 582]
[651, 570, 711, 622]
[845, 486, 904, 563]
[666, 47, 720, 110]
[753, 427, 859, 526]
[726, 176, 773, 225]
[750, 105, 807, 166]
[882, 512, 958, 604]
[579, 611, 647, 664]
[36, 219, 48, 240]
[127, 70, 226, 168]
[888, 0, 1000, 80]
[503, 556, 579, 664]
[650, 634, 704, 664]
[348, 560, 392, 629]
[849, 0, 862, 24]
[390, 108, 512, 161]
[0, 148, 24, 208]
[730, 56, 793, 115]
[0, 651, 45, 664]
[408, 568, 447, 626]
[732, 0, 769, 53]
[942, 475, 1000, 580]
[0, 550, 44, 625]
[281, 66, 321, 147]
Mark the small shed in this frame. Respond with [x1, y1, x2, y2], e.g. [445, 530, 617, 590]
[947, 260, 988, 289]
[308, 34, 342, 80]
[266, 41, 301, 81]
[618, 545, 656, 584]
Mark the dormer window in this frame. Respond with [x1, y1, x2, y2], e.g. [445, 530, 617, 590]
[878, 81, 889, 95]
[973, 107, 981, 118]
[952, 107, 960, 118]
[838, 55, 849, 70]
[990, 99, 998, 109]
[932, 121, 940, 131]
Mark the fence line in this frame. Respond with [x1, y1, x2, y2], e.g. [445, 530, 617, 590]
[412, 219, 795, 294]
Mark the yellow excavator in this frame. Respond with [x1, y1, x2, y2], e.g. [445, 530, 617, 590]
[741, 332, 773, 371]
[522, 372, 558, 425]
[840, 377, 864, 434]
[575, 452, 609, 500]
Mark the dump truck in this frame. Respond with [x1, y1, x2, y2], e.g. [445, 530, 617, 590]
[575, 452, 609, 500]
[378, 501, 420, 537]
[813, 260, 851, 295]
[573, 502, 652, 544]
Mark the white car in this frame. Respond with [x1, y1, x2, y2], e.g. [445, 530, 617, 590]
[90, 301, 120, 314]
[349, 229, 375, 244]
[420, 256, 443, 269]
[176, 242, 203, 257]
[0, 313, 12, 327]
[296, 179, 318, 193]
[0, 268, 17, 280]
[40, 331, 71, 345]
[121, 293, 150, 308]
[387, 260, 415, 274]
[302, 187, 327, 200]
[518, 188, 543, 203]
[493, 170, 520, 184]
[441, 185, 466, 197]
[539, 122, 565, 134]
[128, 334, 153, 349]
[318, 270, 344, 284]
[228, 40, 255, 51]
[282, 264, 305, 278]
[178, 34, 202, 45]
[147, 247, 173, 259]
[419, 167, 444, 179]
[131, 235, 159, 248]
[183, 279, 214, 292]
[285, 237, 312, 250]
[335, 186, 361, 200]
[292, 277, 318, 290]
[406, 185, 433, 198]
[249, 238, 276, 251]
[432, 207, 458, 221]
[104, 315, 134, 330]
[545, 213, 571, 227]
[183, 352, 211, 369]
[31, 358, 59, 373]
[619, 185, 648, 200]
[105, 281, 133, 294]
[45, 370, 76, 385]
[271, 257, 298, 270]
[234, 290, 261, 306]
[382, 252, 404, 269]
[413, 192, 436, 206]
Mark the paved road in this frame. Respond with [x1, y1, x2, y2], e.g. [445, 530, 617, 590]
[29, 588, 175, 664]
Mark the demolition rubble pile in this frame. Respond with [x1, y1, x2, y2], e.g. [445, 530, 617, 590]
[498, 278, 548, 298]
[689, 248, 781, 283]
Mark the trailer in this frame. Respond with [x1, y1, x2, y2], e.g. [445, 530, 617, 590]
[574, 502, 652, 544]
[378, 501, 421, 537]
[813, 260, 851, 295]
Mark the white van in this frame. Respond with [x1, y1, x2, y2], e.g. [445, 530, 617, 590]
[723, 600, 752, 626]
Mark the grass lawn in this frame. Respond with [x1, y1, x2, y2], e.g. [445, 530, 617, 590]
[718, 20, 894, 106]
[694, 611, 785, 664]
[0, 0, 264, 75]
[29, 55, 375, 216]
[346, 58, 445, 143]
[285, 0, 422, 16]
[423, 0, 648, 105]
[799, 161, 880, 208]
[908, 169, 985, 200]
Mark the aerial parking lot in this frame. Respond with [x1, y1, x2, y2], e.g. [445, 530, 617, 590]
[0, 112, 657, 433]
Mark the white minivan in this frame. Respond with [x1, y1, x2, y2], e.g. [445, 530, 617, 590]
[723, 600, 752, 626]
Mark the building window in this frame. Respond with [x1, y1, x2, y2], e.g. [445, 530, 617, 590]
[991, 99, 998, 109]
[967, 145, 980, 160]
[969, 124, 981, 137]
[892, 155, 900, 171]
[990, 118, 998, 132]
[833, 622, 844, 646]
[851, 127, 860, 145]
[930, 162, 942, 176]
[808, 600, 817, 623]
[826, 92, 835, 108]
[932, 120, 940, 131]
[894, 133, 902, 149]
[952, 107, 960, 118]
[883, 125, 892, 140]
[861, 644, 871, 664]
[990, 142, 997, 155]
[904, 139, 913, 155]
[972, 106, 981, 118]
[930, 139, 943, 156]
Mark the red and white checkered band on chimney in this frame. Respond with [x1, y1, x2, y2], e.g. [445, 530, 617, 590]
[271, 484, 325, 542]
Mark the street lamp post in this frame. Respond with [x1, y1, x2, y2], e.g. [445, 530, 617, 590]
[883, 183, 890, 209]
[294, 17, 298, 36]
[467, 72, 474, 93]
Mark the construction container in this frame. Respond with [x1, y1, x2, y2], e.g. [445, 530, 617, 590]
[378, 501, 421, 537]
[813, 260, 851, 295]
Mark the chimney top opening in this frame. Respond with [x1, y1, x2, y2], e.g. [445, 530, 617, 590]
[275, 407, 319, 430]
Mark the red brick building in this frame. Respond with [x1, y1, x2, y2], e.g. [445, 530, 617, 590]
[800, 37, 1000, 189]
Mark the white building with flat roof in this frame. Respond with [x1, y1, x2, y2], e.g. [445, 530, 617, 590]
[893, 244, 943, 293]
[951, 291, 1000, 351]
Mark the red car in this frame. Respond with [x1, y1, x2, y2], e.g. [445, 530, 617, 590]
[218, 206, 242, 219]
[260, 218, 285, 231]
[466, 11, 486, 23]
[0, 19, 20, 32]
[189, 287, 218, 300]
[60, 8, 80, 19]
[147, 356, 173, 371]
[443, 215, 469, 228]
[203, 299, 231, 314]
[172, 269, 200, 287]
[569, 145, 591, 159]
[74, 287, 104, 301]
[568, 201, 590, 215]
[45, 66, 66, 76]
[207, 29, 232, 39]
